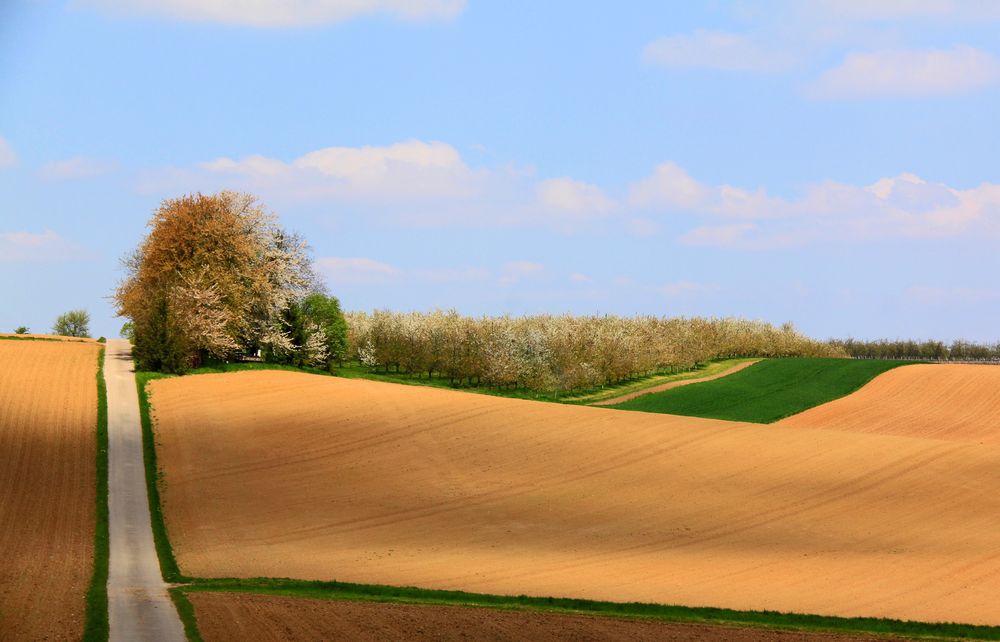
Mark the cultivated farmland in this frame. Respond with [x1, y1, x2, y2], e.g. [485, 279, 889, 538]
[185, 592, 918, 642]
[0, 338, 100, 640]
[150, 369, 1000, 626]
[778, 363, 1000, 443]
[609, 358, 911, 422]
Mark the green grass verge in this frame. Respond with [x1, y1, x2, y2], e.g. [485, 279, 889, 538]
[167, 588, 205, 642]
[82, 347, 109, 641]
[562, 358, 756, 404]
[332, 359, 753, 404]
[135, 370, 189, 583]
[171, 577, 1000, 640]
[610, 357, 915, 423]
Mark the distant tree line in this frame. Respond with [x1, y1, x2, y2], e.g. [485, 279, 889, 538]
[345, 310, 844, 393]
[830, 338, 1000, 362]
[115, 192, 346, 373]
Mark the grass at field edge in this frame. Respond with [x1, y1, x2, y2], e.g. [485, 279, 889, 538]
[82, 347, 109, 641]
[611, 358, 917, 423]
[135, 371, 188, 584]
[170, 578, 1000, 640]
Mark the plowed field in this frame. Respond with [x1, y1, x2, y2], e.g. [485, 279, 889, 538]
[151, 371, 1000, 625]
[778, 364, 1000, 443]
[0, 339, 100, 640]
[187, 593, 917, 642]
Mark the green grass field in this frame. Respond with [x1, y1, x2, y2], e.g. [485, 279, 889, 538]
[609, 358, 914, 423]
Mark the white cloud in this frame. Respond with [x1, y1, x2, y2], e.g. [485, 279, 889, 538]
[629, 162, 707, 209]
[629, 162, 785, 219]
[498, 261, 544, 287]
[75, 0, 465, 26]
[201, 140, 485, 203]
[642, 30, 796, 72]
[569, 272, 591, 283]
[315, 257, 400, 285]
[38, 157, 116, 180]
[806, 47, 1000, 99]
[808, 0, 1000, 21]
[0, 137, 16, 169]
[536, 177, 614, 216]
[0, 230, 85, 262]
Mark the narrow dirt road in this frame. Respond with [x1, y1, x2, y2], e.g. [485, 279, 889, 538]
[105, 339, 186, 642]
[590, 359, 759, 406]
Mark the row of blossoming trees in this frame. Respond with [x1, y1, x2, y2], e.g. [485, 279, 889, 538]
[344, 310, 844, 393]
[830, 338, 1000, 361]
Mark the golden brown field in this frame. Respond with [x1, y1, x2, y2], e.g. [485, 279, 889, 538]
[150, 369, 1000, 626]
[778, 363, 1000, 443]
[0, 339, 99, 641]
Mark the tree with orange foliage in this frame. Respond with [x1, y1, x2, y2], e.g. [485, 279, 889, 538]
[115, 191, 318, 372]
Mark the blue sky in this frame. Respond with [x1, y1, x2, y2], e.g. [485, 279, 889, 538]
[2, 0, 999, 341]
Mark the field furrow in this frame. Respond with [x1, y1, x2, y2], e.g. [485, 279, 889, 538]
[151, 370, 1000, 626]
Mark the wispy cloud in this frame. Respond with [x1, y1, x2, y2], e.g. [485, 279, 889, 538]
[315, 257, 401, 285]
[805, 46, 1000, 99]
[633, 161, 1000, 248]
[658, 280, 715, 297]
[38, 156, 116, 180]
[642, 30, 796, 72]
[536, 177, 614, 217]
[0, 136, 16, 169]
[0, 230, 85, 262]
[498, 261, 544, 288]
[807, 0, 1000, 22]
[75, 0, 465, 27]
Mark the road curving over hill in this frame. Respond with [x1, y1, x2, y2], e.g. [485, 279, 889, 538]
[150, 369, 1000, 626]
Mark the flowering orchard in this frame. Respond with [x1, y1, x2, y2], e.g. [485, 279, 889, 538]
[345, 311, 844, 393]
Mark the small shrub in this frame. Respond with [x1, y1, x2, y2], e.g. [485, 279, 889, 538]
[14, 326, 29, 334]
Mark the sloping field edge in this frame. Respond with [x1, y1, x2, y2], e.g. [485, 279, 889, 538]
[609, 358, 917, 424]
[143, 366, 1000, 641]
[590, 359, 760, 406]
[82, 347, 109, 641]
[171, 577, 1000, 640]
[136, 371, 188, 583]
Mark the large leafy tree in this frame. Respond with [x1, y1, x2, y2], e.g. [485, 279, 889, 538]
[52, 309, 90, 338]
[115, 192, 318, 372]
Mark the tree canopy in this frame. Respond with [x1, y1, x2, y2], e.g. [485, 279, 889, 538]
[52, 310, 90, 338]
[115, 192, 323, 372]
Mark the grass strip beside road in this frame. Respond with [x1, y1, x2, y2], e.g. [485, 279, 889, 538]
[173, 577, 1000, 641]
[83, 347, 109, 642]
[136, 371, 188, 583]
[610, 358, 915, 423]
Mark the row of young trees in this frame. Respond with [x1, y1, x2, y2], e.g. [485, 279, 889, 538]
[831, 338, 1000, 361]
[345, 310, 844, 393]
[115, 192, 346, 373]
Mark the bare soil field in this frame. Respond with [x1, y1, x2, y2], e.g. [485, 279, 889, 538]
[188, 593, 917, 642]
[151, 370, 1000, 625]
[0, 333, 96, 342]
[778, 364, 1000, 444]
[590, 359, 759, 405]
[0, 340, 99, 640]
